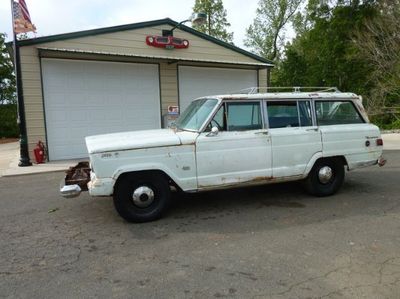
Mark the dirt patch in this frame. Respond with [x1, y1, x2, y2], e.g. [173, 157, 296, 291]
[0, 138, 19, 144]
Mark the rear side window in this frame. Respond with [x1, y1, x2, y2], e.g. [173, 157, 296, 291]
[266, 101, 313, 128]
[267, 101, 299, 128]
[315, 101, 364, 125]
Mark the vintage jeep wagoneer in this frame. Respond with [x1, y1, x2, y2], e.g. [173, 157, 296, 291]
[61, 88, 386, 222]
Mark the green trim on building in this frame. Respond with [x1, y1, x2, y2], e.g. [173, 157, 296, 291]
[17, 18, 274, 66]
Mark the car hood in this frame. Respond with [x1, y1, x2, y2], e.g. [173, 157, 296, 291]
[85, 129, 182, 154]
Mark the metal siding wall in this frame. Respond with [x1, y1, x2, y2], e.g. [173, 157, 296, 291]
[159, 63, 178, 115]
[39, 26, 260, 64]
[258, 68, 268, 88]
[19, 46, 46, 158]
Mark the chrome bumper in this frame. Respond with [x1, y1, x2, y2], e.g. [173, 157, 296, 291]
[378, 156, 387, 167]
[60, 183, 82, 198]
[59, 161, 90, 198]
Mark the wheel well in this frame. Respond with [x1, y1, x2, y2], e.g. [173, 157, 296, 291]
[316, 156, 348, 167]
[115, 170, 182, 192]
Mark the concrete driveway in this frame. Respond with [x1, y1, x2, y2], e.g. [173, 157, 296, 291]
[0, 141, 18, 176]
[1, 150, 399, 298]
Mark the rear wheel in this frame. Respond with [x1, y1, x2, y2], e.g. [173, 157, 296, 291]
[113, 172, 171, 223]
[305, 158, 345, 197]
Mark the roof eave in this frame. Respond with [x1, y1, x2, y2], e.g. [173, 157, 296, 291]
[17, 18, 171, 47]
[38, 47, 272, 67]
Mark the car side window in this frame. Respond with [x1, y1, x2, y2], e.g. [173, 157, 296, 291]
[299, 101, 313, 126]
[267, 101, 300, 128]
[207, 105, 226, 131]
[315, 101, 364, 125]
[226, 102, 262, 131]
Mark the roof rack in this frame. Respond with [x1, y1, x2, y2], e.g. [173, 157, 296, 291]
[237, 86, 340, 94]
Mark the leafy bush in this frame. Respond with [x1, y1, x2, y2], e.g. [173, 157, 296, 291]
[0, 104, 19, 138]
[370, 114, 400, 130]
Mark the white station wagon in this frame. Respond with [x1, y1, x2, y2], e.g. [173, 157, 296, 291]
[61, 88, 386, 222]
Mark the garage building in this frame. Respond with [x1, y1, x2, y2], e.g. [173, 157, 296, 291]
[18, 18, 273, 161]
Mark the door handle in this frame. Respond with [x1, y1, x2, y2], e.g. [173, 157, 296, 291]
[255, 131, 269, 135]
[306, 128, 319, 132]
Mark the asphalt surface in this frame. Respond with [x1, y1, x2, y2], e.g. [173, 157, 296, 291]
[1, 151, 400, 299]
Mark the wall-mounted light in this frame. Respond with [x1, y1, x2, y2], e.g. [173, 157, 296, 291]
[162, 13, 207, 37]
[145, 13, 207, 50]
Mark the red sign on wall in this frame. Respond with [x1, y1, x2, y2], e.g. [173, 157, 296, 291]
[146, 35, 189, 49]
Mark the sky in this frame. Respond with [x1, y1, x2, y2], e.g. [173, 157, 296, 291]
[0, 0, 261, 49]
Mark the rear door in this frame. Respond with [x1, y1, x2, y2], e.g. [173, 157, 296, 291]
[266, 100, 322, 177]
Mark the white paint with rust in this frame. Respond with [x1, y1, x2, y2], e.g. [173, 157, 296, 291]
[85, 92, 384, 196]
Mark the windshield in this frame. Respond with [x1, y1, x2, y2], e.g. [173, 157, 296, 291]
[176, 98, 219, 131]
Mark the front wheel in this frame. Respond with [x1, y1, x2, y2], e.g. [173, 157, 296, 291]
[113, 172, 171, 223]
[304, 158, 345, 197]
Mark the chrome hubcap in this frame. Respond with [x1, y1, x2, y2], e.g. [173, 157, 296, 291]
[318, 166, 333, 184]
[132, 186, 154, 208]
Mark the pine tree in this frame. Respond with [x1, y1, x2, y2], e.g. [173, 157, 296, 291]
[192, 0, 233, 43]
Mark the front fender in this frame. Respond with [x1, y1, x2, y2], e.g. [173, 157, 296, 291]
[111, 163, 196, 191]
[112, 162, 176, 181]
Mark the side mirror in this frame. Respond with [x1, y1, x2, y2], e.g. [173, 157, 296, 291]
[207, 126, 219, 137]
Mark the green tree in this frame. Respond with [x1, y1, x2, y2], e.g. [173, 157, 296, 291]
[274, 2, 376, 94]
[0, 33, 19, 138]
[192, 0, 233, 43]
[291, 0, 331, 37]
[0, 33, 16, 105]
[353, 0, 400, 113]
[244, 0, 302, 61]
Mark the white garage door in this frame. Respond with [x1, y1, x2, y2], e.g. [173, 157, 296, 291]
[178, 66, 257, 112]
[41, 59, 161, 160]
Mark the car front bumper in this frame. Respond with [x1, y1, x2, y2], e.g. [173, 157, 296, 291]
[60, 183, 82, 198]
[87, 172, 114, 196]
[60, 161, 91, 198]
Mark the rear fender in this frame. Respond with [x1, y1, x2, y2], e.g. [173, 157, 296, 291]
[304, 152, 323, 176]
[304, 153, 348, 176]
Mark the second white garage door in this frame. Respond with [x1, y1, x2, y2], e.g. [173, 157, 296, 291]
[178, 66, 257, 112]
[41, 59, 161, 160]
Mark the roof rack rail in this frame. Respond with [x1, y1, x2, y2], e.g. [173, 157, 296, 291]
[236, 86, 340, 94]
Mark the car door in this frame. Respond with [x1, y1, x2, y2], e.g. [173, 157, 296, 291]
[266, 100, 322, 177]
[195, 101, 272, 189]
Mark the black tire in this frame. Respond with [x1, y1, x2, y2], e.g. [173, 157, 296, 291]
[305, 158, 345, 197]
[113, 172, 171, 223]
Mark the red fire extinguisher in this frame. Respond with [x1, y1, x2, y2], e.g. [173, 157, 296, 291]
[33, 141, 46, 164]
